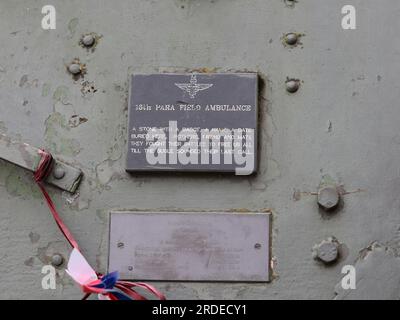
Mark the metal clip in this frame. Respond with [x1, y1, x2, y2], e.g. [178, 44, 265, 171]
[0, 133, 83, 193]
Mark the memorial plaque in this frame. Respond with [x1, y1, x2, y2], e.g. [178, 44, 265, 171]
[126, 73, 258, 175]
[108, 211, 271, 282]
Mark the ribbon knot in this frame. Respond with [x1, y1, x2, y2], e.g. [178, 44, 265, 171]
[34, 149, 165, 300]
[67, 249, 165, 300]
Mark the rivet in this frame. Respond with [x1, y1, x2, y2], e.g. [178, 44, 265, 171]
[82, 34, 95, 47]
[286, 79, 300, 93]
[53, 167, 65, 180]
[254, 243, 262, 249]
[318, 186, 339, 210]
[117, 242, 124, 249]
[285, 33, 298, 46]
[68, 63, 81, 75]
[51, 254, 64, 267]
[128, 266, 133, 271]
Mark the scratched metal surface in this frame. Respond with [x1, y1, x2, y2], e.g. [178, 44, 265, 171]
[109, 212, 270, 282]
[0, 0, 399, 299]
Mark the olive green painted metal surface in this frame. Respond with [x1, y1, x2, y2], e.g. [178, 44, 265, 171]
[0, 0, 399, 299]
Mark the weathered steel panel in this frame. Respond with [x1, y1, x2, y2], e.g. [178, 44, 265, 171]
[0, 0, 399, 300]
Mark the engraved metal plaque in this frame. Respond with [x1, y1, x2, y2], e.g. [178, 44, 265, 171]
[126, 73, 258, 175]
[108, 211, 271, 282]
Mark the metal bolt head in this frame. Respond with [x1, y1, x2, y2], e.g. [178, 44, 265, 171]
[318, 186, 339, 210]
[316, 242, 338, 263]
[68, 63, 81, 75]
[128, 266, 133, 271]
[82, 34, 95, 47]
[285, 33, 298, 46]
[117, 242, 124, 249]
[254, 243, 262, 249]
[286, 79, 300, 93]
[53, 167, 65, 180]
[51, 254, 64, 267]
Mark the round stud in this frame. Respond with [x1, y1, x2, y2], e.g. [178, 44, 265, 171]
[51, 254, 64, 267]
[286, 79, 300, 93]
[68, 63, 81, 75]
[82, 34, 95, 47]
[53, 167, 65, 180]
[285, 33, 298, 45]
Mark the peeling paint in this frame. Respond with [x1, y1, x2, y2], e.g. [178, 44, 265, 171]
[29, 232, 40, 244]
[44, 112, 82, 156]
[18, 75, 38, 88]
[19, 75, 28, 88]
[335, 242, 400, 300]
[68, 18, 79, 37]
[80, 80, 97, 97]
[52, 86, 71, 105]
[5, 166, 41, 199]
[24, 257, 34, 267]
[41, 83, 51, 97]
[68, 115, 88, 128]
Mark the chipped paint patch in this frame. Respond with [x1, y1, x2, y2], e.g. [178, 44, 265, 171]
[95, 159, 122, 186]
[68, 18, 79, 37]
[44, 112, 82, 156]
[29, 232, 40, 244]
[5, 166, 42, 199]
[53, 86, 71, 105]
[19, 75, 28, 87]
[41, 83, 51, 97]
[334, 242, 400, 299]
[62, 190, 80, 205]
[80, 80, 97, 98]
[68, 115, 88, 128]
[18, 75, 39, 88]
[24, 257, 35, 267]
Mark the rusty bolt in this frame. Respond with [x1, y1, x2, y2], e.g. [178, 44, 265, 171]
[318, 186, 339, 210]
[286, 79, 300, 93]
[51, 254, 64, 267]
[82, 34, 95, 47]
[68, 63, 81, 75]
[313, 239, 339, 264]
[53, 167, 65, 180]
[285, 33, 298, 46]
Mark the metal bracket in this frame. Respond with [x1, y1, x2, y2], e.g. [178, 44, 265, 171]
[0, 133, 83, 193]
